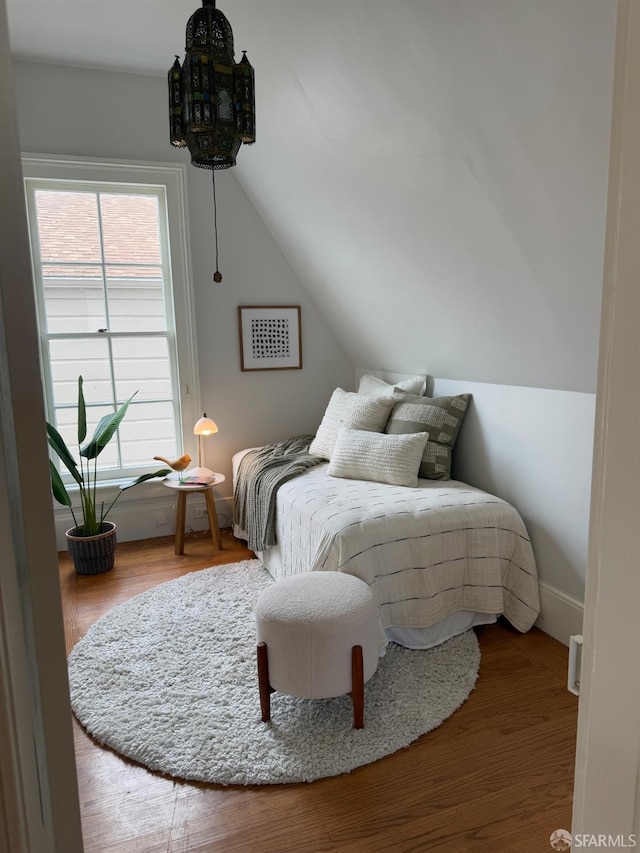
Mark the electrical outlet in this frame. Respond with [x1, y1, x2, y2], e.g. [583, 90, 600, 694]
[194, 507, 208, 519]
[155, 512, 168, 526]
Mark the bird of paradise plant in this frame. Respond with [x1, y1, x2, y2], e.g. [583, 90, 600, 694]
[47, 376, 171, 536]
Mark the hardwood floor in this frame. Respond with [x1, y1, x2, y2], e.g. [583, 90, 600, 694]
[60, 531, 578, 853]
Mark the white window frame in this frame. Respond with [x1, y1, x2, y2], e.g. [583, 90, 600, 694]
[22, 154, 202, 490]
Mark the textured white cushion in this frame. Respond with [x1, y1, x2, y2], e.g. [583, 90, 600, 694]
[328, 428, 430, 487]
[358, 373, 428, 397]
[309, 388, 395, 460]
[255, 572, 381, 699]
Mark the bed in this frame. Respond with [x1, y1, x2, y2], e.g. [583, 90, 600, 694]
[233, 376, 540, 649]
[233, 452, 540, 649]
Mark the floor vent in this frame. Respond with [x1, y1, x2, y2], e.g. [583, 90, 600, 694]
[568, 634, 583, 696]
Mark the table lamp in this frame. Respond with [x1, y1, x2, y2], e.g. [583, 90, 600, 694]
[192, 413, 218, 479]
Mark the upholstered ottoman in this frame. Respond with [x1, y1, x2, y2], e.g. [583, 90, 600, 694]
[255, 572, 380, 728]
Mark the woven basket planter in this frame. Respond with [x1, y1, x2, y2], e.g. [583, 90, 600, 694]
[66, 522, 117, 575]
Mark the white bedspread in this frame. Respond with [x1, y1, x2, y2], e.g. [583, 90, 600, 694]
[259, 464, 540, 633]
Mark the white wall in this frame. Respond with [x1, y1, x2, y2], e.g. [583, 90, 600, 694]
[231, 0, 616, 394]
[13, 60, 354, 544]
[434, 377, 593, 643]
[434, 378, 594, 599]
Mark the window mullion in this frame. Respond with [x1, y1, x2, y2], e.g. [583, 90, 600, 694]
[95, 192, 122, 469]
[95, 192, 110, 335]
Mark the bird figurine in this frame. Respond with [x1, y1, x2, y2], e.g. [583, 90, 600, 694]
[153, 453, 192, 472]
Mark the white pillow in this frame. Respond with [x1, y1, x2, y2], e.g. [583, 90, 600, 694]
[309, 388, 396, 460]
[358, 373, 427, 397]
[328, 428, 430, 487]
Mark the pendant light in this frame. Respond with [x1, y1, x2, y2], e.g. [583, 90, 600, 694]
[168, 0, 255, 282]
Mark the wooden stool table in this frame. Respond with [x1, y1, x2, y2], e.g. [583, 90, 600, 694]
[162, 474, 225, 555]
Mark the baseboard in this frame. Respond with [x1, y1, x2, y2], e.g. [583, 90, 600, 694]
[53, 494, 235, 551]
[535, 581, 584, 647]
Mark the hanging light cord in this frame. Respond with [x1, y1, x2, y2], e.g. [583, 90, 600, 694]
[212, 171, 222, 283]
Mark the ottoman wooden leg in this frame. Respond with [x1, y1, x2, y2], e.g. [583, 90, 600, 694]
[257, 642, 274, 722]
[351, 644, 364, 729]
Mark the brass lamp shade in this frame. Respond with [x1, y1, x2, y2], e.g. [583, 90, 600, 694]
[168, 0, 255, 170]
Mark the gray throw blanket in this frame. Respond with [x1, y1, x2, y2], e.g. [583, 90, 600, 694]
[233, 434, 323, 552]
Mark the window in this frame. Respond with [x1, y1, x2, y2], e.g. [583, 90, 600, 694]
[23, 156, 199, 483]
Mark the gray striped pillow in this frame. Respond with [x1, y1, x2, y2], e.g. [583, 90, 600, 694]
[385, 393, 471, 480]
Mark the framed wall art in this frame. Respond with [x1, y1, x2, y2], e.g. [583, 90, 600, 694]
[237, 305, 302, 371]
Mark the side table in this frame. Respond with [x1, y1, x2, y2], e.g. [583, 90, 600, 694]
[162, 474, 226, 555]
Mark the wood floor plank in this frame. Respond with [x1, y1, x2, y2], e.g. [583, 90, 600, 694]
[59, 533, 578, 852]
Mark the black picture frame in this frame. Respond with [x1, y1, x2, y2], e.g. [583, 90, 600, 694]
[238, 305, 302, 371]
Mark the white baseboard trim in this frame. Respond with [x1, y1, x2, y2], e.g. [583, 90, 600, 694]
[53, 494, 235, 551]
[535, 581, 584, 647]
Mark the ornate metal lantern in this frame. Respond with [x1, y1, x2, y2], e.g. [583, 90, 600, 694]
[169, 0, 255, 170]
[169, 0, 255, 281]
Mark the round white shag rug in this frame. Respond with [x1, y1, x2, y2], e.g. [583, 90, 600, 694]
[68, 560, 480, 786]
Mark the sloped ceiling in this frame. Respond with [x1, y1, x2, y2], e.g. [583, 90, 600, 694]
[7, 0, 616, 392]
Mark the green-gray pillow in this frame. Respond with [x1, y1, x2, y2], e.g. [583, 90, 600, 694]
[385, 393, 471, 480]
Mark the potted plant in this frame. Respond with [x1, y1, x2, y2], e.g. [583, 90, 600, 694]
[47, 376, 171, 575]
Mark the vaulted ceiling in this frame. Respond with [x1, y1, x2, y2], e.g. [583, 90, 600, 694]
[7, 0, 617, 393]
